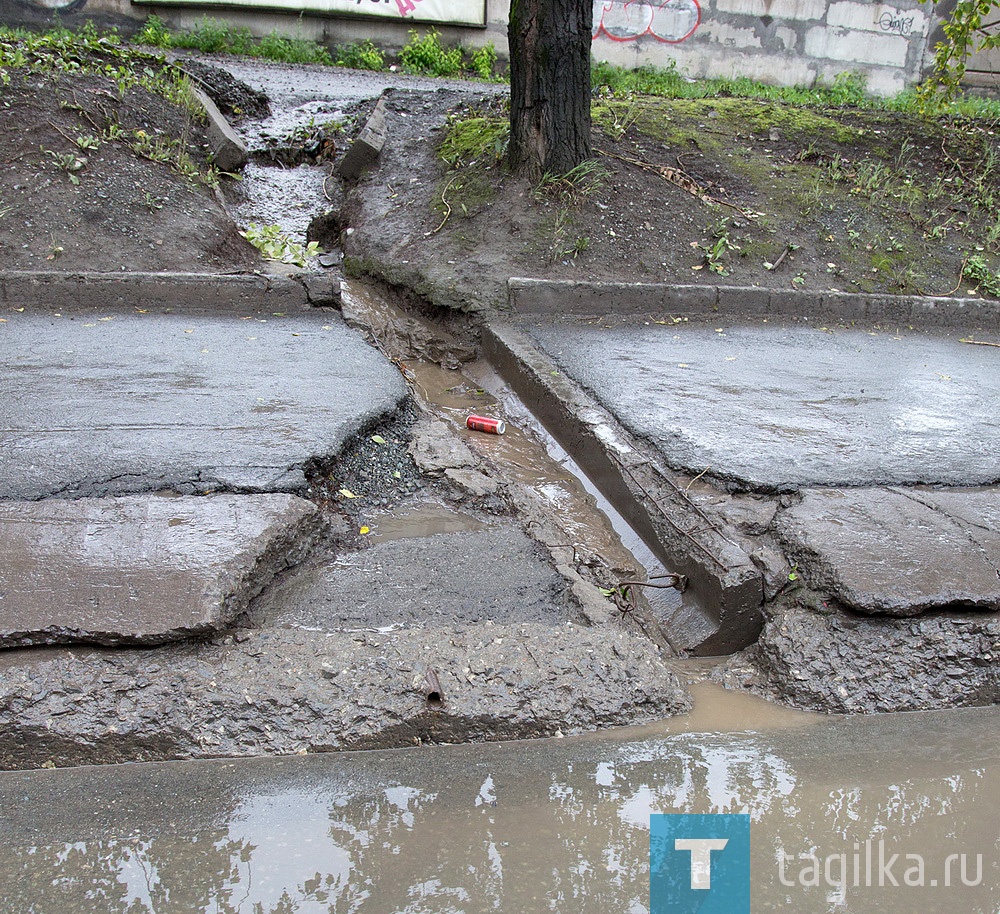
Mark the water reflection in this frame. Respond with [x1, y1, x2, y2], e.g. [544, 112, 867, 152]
[1, 706, 998, 913]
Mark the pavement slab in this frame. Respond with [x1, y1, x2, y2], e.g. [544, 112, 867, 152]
[0, 310, 407, 499]
[522, 317, 1000, 491]
[776, 487, 1000, 615]
[0, 494, 323, 648]
[0, 624, 691, 768]
[251, 525, 580, 631]
[723, 603, 1000, 713]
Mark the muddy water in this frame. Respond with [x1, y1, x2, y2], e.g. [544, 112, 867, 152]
[1, 700, 997, 913]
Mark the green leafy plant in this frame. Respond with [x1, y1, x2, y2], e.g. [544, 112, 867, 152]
[43, 147, 86, 184]
[400, 29, 463, 77]
[0, 23, 199, 114]
[74, 133, 100, 151]
[135, 15, 333, 65]
[240, 223, 320, 267]
[129, 129, 210, 184]
[701, 234, 737, 275]
[335, 39, 385, 71]
[469, 43, 497, 80]
[962, 253, 1000, 297]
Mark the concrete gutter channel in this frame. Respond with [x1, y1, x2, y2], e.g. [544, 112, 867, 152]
[483, 277, 1000, 710]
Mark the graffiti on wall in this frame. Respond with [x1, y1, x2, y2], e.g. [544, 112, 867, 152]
[592, 0, 701, 43]
[878, 11, 915, 35]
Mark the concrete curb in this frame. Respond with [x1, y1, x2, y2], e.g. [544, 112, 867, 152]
[0, 271, 339, 312]
[190, 86, 248, 173]
[482, 320, 764, 656]
[507, 278, 1000, 330]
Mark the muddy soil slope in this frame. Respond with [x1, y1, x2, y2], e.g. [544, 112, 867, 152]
[339, 91, 1000, 311]
[0, 39, 257, 272]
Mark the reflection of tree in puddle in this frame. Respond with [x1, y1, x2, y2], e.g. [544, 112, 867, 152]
[1, 832, 257, 913]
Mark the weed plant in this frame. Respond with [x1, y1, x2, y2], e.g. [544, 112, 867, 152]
[399, 29, 463, 77]
[335, 39, 385, 71]
[136, 15, 333, 65]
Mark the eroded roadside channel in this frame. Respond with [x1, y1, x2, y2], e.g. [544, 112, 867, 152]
[0, 279, 696, 769]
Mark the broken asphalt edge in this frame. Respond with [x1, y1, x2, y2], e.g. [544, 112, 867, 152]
[507, 278, 1000, 330]
[0, 271, 340, 312]
[481, 319, 764, 656]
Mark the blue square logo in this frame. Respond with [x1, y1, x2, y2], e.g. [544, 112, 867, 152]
[650, 814, 750, 914]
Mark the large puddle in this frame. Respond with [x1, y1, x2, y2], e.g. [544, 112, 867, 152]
[1, 699, 997, 913]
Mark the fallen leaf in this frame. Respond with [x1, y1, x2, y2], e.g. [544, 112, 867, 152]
[359, 526, 370, 535]
[371, 434, 387, 445]
[339, 488, 358, 499]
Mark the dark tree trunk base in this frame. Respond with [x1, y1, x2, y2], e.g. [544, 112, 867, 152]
[508, 0, 593, 180]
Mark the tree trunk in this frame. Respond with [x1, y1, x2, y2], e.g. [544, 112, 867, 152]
[508, 0, 593, 180]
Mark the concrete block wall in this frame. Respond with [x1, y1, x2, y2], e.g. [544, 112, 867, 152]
[39, 0, 956, 95]
[588, 0, 936, 95]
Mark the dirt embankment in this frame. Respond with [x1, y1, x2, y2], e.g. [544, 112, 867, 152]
[0, 59, 257, 272]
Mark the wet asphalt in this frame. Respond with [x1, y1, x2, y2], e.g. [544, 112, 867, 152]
[524, 317, 1000, 491]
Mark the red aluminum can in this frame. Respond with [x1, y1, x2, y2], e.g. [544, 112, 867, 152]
[466, 414, 506, 435]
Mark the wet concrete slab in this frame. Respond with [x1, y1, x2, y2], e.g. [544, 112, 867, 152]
[723, 602, 1000, 713]
[483, 321, 765, 656]
[0, 494, 322, 648]
[0, 623, 690, 768]
[0, 310, 407, 499]
[521, 316, 1000, 491]
[777, 487, 1000, 615]
[253, 525, 579, 630]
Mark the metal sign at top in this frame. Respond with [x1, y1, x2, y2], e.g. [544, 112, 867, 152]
[131, 0, 487, 29]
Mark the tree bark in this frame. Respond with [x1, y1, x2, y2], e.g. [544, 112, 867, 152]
[508, 0, 593, 180]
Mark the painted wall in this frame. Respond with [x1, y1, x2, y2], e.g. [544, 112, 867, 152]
[14, 0, 980, 96]
[587, 0, 937, 95]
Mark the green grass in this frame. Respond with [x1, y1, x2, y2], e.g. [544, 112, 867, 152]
[438, 114, 509, 166]
[136, 16, 500, 80]
[335, 39, 385, 72]
[591, 60, 1000, 120]
[135, 15, 333, 65]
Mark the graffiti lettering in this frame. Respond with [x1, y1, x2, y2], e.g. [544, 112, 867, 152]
[878, 11, 914, 35]
[592, 0, 701, 43]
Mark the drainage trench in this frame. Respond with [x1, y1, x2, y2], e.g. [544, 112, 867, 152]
[340, 280, 705, 656]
